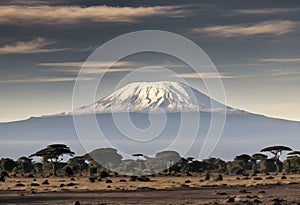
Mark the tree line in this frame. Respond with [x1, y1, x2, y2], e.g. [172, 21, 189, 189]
[1, 144, 300, 180]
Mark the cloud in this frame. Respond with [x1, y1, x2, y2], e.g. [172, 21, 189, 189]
[0, 38, 68, 54]
[0, 0, 47, 6]
[191, 20, 297, 38]
[216, 63, 265, 68]
[266, 68, 300, 81]
[38, 61, 134, 68]
[260, 58, 300, 63]
[175, 72, 235, 79]
[0, 76, 92, 84]
[38, 61, 138, 74]
[0, 5, 186, 25]
[232, 8, 300, 15]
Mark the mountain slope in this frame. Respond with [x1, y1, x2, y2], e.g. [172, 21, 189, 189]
[1, 112, 300, 160]
[1, 81, 299, 160]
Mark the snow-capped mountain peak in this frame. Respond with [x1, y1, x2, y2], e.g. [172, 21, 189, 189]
[71, 81, 236, 114]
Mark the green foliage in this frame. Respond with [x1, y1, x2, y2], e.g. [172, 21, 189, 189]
[231, 154, 253, 171]
[42, 163, 53, 173]
[155, 151, 181, 162]
[202, 158, 226, 172]
[259, 158, 277, 173]
[283, 157, 300, 173]
[42, 162, 66, 174]
[33, 163, 43, 173]
[68, 156, 88, 173]
[99, 170, 110, 178]
[119, 159, 141, 175]
[1, 170, 9, 177]
[171, 158, 188, 173]
[64, 166, 74, 177]
[86, 148, 122, 170]
[226, 161, 246, 175]
[89, 166, 98, 176]
[17, 157, 34, 173]
[0, 158, 17, 172]
[188, 161, 206, 172]
[142, 151, 182, 174]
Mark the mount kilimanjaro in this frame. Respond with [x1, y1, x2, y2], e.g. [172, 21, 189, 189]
[70, 81, 239, 114]
[0, 81, 299, 159]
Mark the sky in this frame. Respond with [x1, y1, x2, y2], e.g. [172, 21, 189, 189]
[0, 0, 300, 122]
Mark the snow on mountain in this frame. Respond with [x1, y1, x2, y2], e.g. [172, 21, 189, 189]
[71, 81, 240, 114]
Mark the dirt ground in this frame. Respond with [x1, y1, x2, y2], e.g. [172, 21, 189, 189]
[1, 173, 300, 204]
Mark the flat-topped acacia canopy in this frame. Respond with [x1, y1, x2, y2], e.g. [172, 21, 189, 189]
[260, 146, 292, 152]
[132, 154, 144, 157]
[260, 145, 293, 163]
[288, 151, 300, 156]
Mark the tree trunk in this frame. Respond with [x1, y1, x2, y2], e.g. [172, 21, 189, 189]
[52, 162, 57, 176]
[275, 158, 282, 173]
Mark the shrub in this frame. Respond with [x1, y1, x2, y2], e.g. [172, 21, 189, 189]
[64, 167, 74, 177]
[1, 158, 17, 172]
[89, 167, 97, 176]
[0, 171, 9, 177]
[283, 157, 300, 173]
[99, 170, 110, 178]
[259, 159, 277, 173]
[89, 177, 96, 183]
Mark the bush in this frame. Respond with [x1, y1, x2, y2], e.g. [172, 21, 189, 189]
[202, 158, 226, 172]
[283, 157, 300, 173]
[99, 170, 110, 178]
[259, 159, 277, 173]
[42, 163, 53, 174]
[64, 167, 74, 177]
[68, 156, 88, 173]
[231, 166, 245, 175]
[1, 158, 17, 172]
[226, 161, 245, 175]
[33, 163, 43, 173]
[27, 174, 35, 178]
[0, 171, 9, 178]
[17, 157, 34, 173]
[89, 177, 96, 183]
[89, 167, 97, 176]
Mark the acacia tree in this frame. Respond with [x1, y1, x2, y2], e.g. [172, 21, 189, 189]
[29, 144, 75, 176]
[260, 145, 292, 172]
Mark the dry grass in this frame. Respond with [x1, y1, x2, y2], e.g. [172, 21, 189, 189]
[1, 173, 300, 204]
[1, 173, 300, 192]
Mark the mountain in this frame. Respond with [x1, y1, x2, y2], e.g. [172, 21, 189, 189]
[70, 81, 240, 114]
[0, 81, 299, 160]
